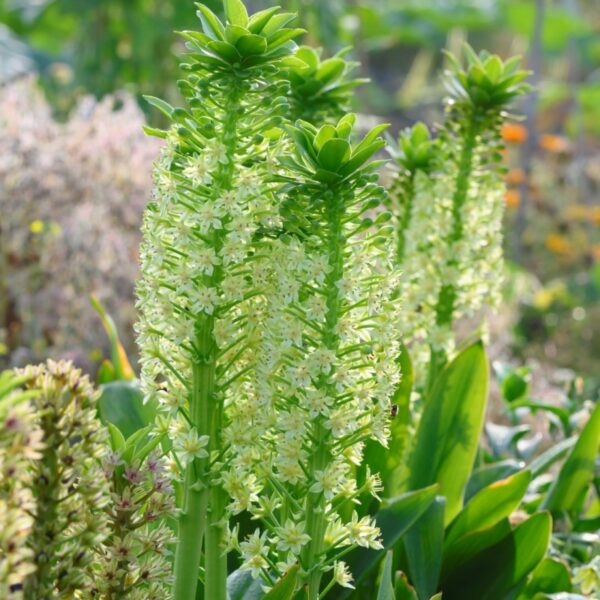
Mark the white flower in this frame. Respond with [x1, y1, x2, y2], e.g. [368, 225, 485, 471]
[173, 429, 209, 466]
[346, 512, 383, 550]
[333, 561, 355, 589]
[240, 529, 270, 578]
[192, 286, 219, 315]
[275, 521, 311, 554]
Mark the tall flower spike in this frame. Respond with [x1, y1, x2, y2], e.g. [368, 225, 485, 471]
[0, 371, 43, 599]
[235, 115, 400, 597]
[89, 433, 176, 599]
[135, 1, 303, 598]
[15, 360, 108, 598]
[390, 46, 530, 384]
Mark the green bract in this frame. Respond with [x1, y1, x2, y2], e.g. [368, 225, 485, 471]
[283, 114, 388, 183]
[177, 1, 304, 71]
[445, 45, 532, 112]
[288, 46, 367, 123]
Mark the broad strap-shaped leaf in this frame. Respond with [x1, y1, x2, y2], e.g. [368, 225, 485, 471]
[227, 569, 265, 600]
[440, 512, 552, 600]
[444, 469, 531, 550]
[517, 557, 572, 599]
[404, 497, 445, 600]
[541, 402, 600, 517]
[465, 459, 524, 502]
[377, 552, 396, 600]
[408, 341, 489, 524]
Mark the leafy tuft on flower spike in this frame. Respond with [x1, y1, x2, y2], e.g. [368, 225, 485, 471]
[283, 114, 387, 183]
[444, 44, 531, 112]
[287, 47, 367, 123]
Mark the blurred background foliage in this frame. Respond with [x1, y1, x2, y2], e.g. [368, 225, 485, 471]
[0, 0, 599, 387]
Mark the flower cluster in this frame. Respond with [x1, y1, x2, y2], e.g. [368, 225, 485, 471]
[135, 2, 304, 597]
[15, 360, 109, 598]
[389, 47, 530, 375]
[0, 371, 43, 598]
[89, 446, 175, 599]
[227, 115, 400, 596]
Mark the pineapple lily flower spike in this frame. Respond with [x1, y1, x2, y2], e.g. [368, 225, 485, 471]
[386, 45, 530, 388]
[136, 1, 303, 599]
[240, 115, 400, 597]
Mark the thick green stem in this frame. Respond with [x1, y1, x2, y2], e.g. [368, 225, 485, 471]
[173, 82, 241, 600]
[395, 173, 415, 265]
[302, 189, 346, 599]
[427, 120, 479, 391]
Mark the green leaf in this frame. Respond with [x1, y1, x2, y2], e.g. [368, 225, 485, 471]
[529, 437, 577, 478]
[90, 295, 135, 382]
[248, 7, 280, 34]
[314, 124, 337, 152]
[227, 569, 265, 600]
[441, 518, 512, 580]
[440, 512, 552, 600]
[394, 573, 418, 600]
[107, 422, 126, 453]
[383, 343, 414, 496]
[518, 557, 572, 599]
[465, 459, 524, 501]
[143, 95, 175, 119]
[263, 565, 300, 599]
[98, 381, 156, 440]
[341, 485, 439, 596]
[317, 138, 350, 172]
[542, 402, 600, 516]
[315, 57, 346, 84]
[404, 497, 445, 600]
[236, 34, 267, 56]
[377, 553, 396, 600]
[224, 0, 248, 27]
[196, 4, 226, 40]
[445, 469, 531, 550]
[408, 341, 489, 525]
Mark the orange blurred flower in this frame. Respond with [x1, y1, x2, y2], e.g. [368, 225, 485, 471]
[589, 207, 600, 226]
[504, 189, 520, 209]
[545, 233, 572, 256]
[539, 134, 571, 154]
[505, 168, 526, 185]
[501, 123, 528, 144]
[592, 244, 600, 261]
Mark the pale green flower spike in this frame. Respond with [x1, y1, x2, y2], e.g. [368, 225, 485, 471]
[230, 114, 399, 597]
[389, 45, 530, 384]
[135, 1, 303, 598]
